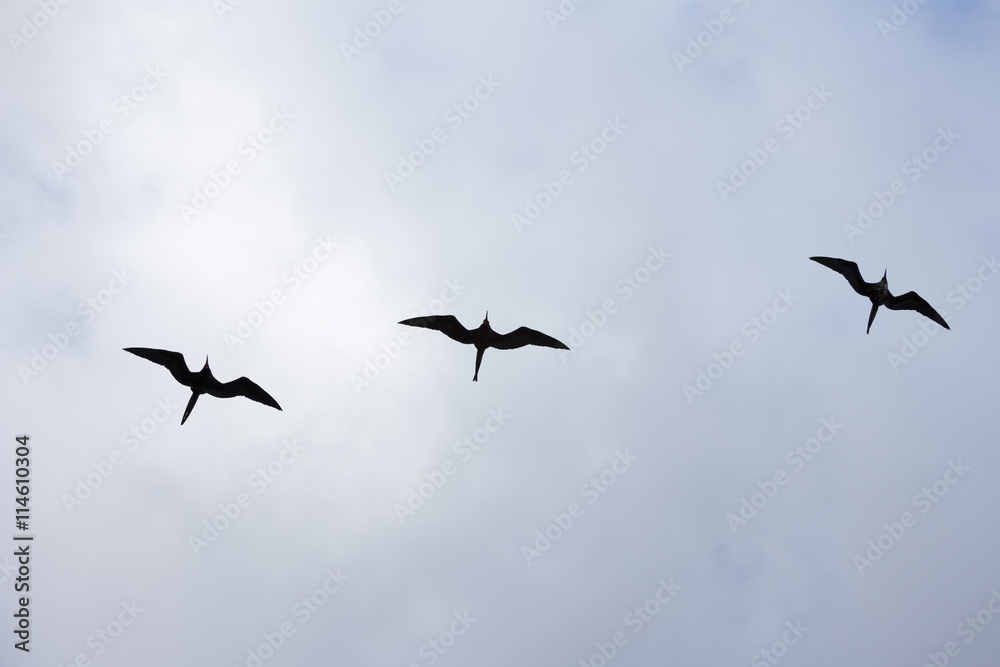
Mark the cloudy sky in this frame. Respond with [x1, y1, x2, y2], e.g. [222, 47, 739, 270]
[2, 1, 1000, 665]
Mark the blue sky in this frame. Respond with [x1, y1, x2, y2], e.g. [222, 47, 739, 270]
[2, 1, 1000, 666]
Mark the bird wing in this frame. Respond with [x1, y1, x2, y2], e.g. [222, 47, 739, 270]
[809, 256, 869, 296]
[399, 316, 476, 345]
[885, 291, 951, 329]
[492, 326, 569, 350]
[207, 376, 282, 410]
[124, 347, 195, 386]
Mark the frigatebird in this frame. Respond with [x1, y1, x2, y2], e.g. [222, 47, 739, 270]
[809, 257, 950, 333]
[124, 347, 282, 424]
[399, 312, 569, 381]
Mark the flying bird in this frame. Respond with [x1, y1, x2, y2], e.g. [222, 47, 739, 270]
[124, 347, 282, 424]
[809, 256, 950, 333]
[399, 312, 569, 381]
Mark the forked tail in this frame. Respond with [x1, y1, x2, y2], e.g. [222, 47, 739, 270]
[181, 392, 200, 425]
[866, 303, 879, 334]
[473, 347, 485, 382]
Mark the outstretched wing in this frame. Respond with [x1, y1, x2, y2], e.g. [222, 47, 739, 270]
[207, 376, 282, 410]
[492, 326, 569, 350]
[809, 256, 869, 296]
[399, 316, 476, 345]
[124, 347, 195, 386]
[885, 291, 950, 330]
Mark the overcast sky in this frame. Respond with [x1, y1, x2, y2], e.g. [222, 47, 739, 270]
[2, 1, 1000, 666]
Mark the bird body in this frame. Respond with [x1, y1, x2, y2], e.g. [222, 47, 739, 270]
[399, 312, 569, 381]
[124, 347, 282, 424]
[809, 256, 950, 333]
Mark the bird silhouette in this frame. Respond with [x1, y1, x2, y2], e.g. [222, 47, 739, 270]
[399, 312, 569, 381]
[124, 347, 282, 424]
[810, 257, 950, 333]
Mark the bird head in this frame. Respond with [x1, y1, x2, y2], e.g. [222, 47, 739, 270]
[881, 269, 887, 285]
[203, 356, 210, 371]
[483, 311, 489, 325]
